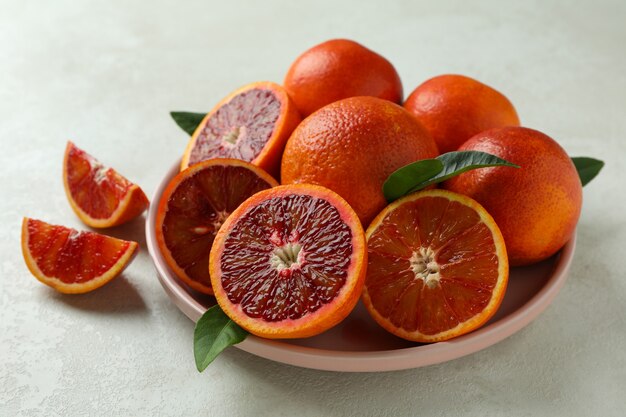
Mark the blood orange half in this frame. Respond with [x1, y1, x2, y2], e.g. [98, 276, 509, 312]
[21, 218, 138, 294]
[362, 189, 508, 342]
[155, 159, 278, 295]
[180, 81, 301, 178]
[209, 184, 367, 339]
[63, 141, 149, 228]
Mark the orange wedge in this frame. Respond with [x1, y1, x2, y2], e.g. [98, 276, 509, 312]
[21, 218, 138, 294]
[63, 141, 149, 228]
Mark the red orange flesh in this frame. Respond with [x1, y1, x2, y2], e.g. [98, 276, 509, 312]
[63, 141, 149, 228]
[156, 158, 278, 295]
[181, 82, 300, 178]
[209, 184, 367, 339]
[363, 189, 508, 342]
[21, 218, 138, 294]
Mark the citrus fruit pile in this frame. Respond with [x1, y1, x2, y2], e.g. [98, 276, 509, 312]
[162, 37, 593, 348]
[22, 38, 601, 366]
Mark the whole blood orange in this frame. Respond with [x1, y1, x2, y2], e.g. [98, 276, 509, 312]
[284, 39, 403, 117]
[64, 141, 149, 228]
[404, 74, 520, 154]
[444, 126, 582, 266]
[156, 159, 278, 295]
[181, 81, 301, 178]
[21, 218, 138, 294]
[281, 96, 438, 225]
[209, 184, 367, 339]
[363, 189, 508, 342]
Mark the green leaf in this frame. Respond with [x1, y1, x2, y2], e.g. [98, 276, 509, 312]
[193, 305, 248, 372]
[571, 157, 604, 186]
[170, 111, 206, 135]
[383, 151, 520, 203]
[383, 159, 443, 202]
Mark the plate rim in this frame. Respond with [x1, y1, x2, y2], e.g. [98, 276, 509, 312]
[145, 160, 576, 372]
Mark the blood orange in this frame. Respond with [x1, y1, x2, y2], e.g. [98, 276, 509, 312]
[443, 126, 582, 266]
[63, 141, 149, 228]
[156, 159, 278, 295]
[283, 39, 403, 117]
[362, 189, 508, 342]
[281, 96, 438, 225]
[21, 218, 138, 294]
[180, 81, 301, 178]
[209, 184, 367, 339]
[403, 74, 520, 154]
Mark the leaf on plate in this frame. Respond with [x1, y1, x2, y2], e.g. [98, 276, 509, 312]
[194, 305, 248, 372]
[571, 157, 604, 186]
[170, 111, 206, 135]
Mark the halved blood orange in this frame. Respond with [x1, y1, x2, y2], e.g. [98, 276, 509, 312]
[180, 81, 301, 178]
[63, 141, 149, 228]
[362, 189, 508, 342]
[209, 184, 367, 339]
[156, 159, 278, 295]
[21, 218, 138, 294]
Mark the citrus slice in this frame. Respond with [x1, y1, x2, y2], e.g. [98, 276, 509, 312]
[21, 218, 138, 294]
[362, 189, 508, 342]
[180, 81, 301, 177]
[63, 141, 149, 228]
[209, 184, 367, 339]
[156, 159, 278, 295]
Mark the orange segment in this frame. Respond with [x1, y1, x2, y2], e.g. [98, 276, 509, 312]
[21, 218, 138, 294]
[63, 141, 149, 228]
[155, 159, 278, 295]
[209, 184, 367, 339]
[362, 189, 508, 342]
[181, 81, 301, 178]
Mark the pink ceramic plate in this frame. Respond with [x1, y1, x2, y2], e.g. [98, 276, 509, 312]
[145, 161, 576, 372]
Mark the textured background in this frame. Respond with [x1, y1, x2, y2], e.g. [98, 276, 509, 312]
[1, 0, 625, 415]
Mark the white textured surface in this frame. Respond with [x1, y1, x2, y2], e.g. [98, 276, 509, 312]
[1, 0, 625, 415]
